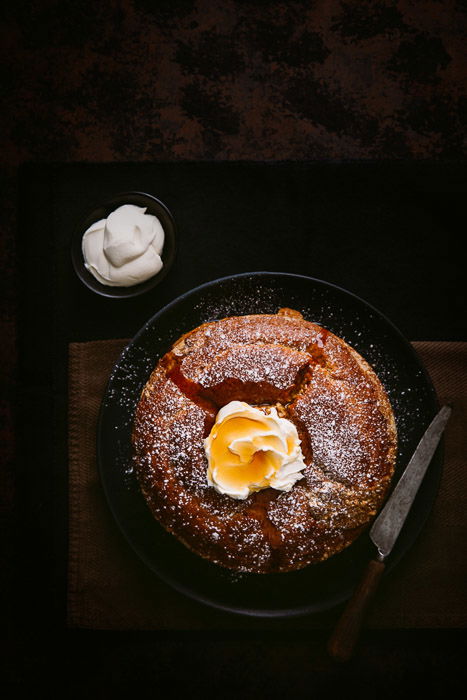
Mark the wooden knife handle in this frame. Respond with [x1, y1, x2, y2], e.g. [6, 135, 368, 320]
[327, 558, 385, 662]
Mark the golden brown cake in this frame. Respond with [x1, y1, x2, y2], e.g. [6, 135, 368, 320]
[132, 308, 397, 573]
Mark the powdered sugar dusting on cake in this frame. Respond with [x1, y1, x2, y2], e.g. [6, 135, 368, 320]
[291, 369, 393, 489]
[131, 309, 397, 573]
[195, 343, 310, 391]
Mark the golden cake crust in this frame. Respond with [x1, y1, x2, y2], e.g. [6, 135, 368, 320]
[132, 309, 397, 573]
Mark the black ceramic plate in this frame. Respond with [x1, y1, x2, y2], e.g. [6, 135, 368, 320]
[97, 272, 442, 617]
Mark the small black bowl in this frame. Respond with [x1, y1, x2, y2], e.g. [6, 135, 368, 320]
[71, 191, 176, 298]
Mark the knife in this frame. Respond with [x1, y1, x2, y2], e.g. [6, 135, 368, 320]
[327, 404, 452, 662]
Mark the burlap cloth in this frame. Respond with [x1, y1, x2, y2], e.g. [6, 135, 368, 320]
[67, 340, 467, 630]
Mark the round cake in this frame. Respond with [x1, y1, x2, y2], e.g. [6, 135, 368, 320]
[132, 308, 397, 573]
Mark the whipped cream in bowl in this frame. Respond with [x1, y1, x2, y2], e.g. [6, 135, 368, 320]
[71, 192, 176, 298]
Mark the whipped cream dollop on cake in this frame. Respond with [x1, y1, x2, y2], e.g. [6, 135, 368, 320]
[204, 401, 306, 499]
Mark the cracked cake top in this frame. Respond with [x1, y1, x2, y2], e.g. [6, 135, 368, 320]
[132, 308, 397, 573]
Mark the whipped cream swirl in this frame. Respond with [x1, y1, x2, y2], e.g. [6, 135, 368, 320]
[82, 204, 164, 287]
[204, 401, 306, 500]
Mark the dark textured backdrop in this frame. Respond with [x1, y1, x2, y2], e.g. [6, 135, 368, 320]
[2, 0, 466, 693]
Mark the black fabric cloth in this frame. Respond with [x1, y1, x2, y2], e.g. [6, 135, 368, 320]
[20, 160, 465, 345]
[15, 161, 467, 684]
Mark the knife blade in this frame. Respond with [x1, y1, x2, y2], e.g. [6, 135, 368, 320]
[328, 404, 451, 662]
[370, 404, 451, 561]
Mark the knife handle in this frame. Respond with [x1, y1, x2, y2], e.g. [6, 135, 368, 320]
[327, 558, 385, 662]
